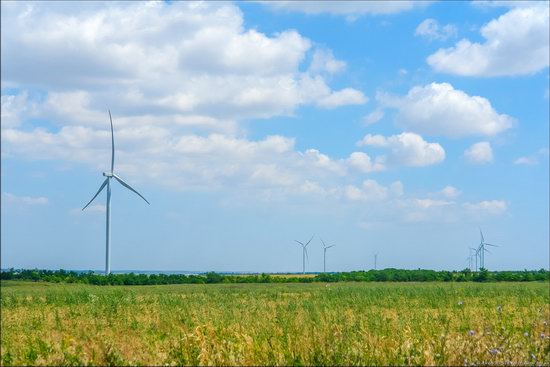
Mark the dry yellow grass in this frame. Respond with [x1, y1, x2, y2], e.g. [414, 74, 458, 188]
[1, 281, 548, 366]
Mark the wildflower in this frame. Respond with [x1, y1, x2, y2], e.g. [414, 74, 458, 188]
[544, 320, 548, 326]
[524, 332, 529, 337]
[489, 348, 499, 355]
[468, 330, 476, 336]
[458, 301, 464, 306]
[531, 353, 536, 360]
[541, 333, 545, 340]
[496, 305, 502, 312]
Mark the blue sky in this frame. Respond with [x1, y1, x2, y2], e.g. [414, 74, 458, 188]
[1, 1, 548, 272]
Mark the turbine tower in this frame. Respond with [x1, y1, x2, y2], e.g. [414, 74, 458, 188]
[469, 247, 478, 271]
[320, 238, 335, 273]
[295, 235, 314, 274]
[476, 228, 498, 269]
[82, 110, 150, 275]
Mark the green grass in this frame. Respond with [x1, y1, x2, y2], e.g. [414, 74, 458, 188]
[1, 281, 548, 366]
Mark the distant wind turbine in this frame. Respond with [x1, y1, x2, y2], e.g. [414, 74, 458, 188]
[476, 228, 498, 269]
[320, 238, 335, 273]
[295, 235, 314, 274]
[469, 247, 478, 271]
[82, 110, 150, 275]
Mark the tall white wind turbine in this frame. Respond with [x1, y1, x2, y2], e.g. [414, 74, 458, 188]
[82, 111, 150, 275]
[320, 238, 335, 273]
[477, 228, 498, 269]
[295, 235, 314, 274]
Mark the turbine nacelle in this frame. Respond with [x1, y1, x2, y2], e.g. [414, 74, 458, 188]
[103, 172, 114, 177]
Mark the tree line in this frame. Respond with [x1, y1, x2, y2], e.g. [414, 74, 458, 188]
[1, 268, 548, 285]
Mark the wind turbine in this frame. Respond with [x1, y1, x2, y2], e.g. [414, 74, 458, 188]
[477, 228, 498, 269]
[469, 247, 478, 271]
[82, 110, 150, 275]
[320, 238, 335, 273]
[373, 253, 378, 270]
[295, 235, 314, 274]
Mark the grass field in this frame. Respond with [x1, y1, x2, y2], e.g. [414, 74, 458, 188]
[1, 281, 548, 366]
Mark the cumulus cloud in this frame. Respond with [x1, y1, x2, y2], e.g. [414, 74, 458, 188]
[1, 93, 34, 128]
[2, 192, 49, 205]
[259, 1, 430, 16]
[378, 83, 514, 138]
[464, 142, 493, 164]
[2, 122, 400, 195]
[0, 0, 377, 202]
[1, 1, 366, 128]
[463, 200, 507, 215]
[346, 152, 386, 173]
[317, 88, 368, 108]
[415, 18, 457, 41]
[357, 132, 445, 167]
[308, 49, 346, 75]
[341, 179, 401, 202]
[427, 4, 549, 76]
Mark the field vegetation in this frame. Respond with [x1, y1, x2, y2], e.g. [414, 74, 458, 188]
[1, 280, 548, 366]
[1, 268, 548, 285]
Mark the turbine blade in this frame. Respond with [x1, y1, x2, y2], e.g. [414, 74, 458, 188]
[295, 240, 305, 246]
[305, 234, 314, 247]
[320, 237, 326, 247]
[113, 174, 150, 204]
[82, 178, 108, 210]
[304, 247, 309, 263]
[479, 227, 484, 243]
[485, 243, 498, 247]
[484, 248, 491, 254]
[109, 110, 115, 173]
[327, 245, 335, 249]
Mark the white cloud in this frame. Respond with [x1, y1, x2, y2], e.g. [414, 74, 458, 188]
[378, 83, 514, 138]
[427, 4, 549, 76]
[0, 0, 378, 202]
[363, 109, 384, 125]
[440, 185, 461, 199]
[358, 132, 445, 167]
[260, 1, 430, 16]
[347, 152, 386, 173]
[2, 192, 48, 205]
[415, 18, 457, 41]
[317, 88, 368, 108]
[414, 198, 455, 209]
[514, 156, 538, 166]
[514, 148, 549, 166]
[1, 1, 365, 129]
[464, 142, 493, 164]
[341, 179, 400, 202]
[1, 93, 28, 128]
[463, 200, 507, 215]
[308, 49, 346, 75]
